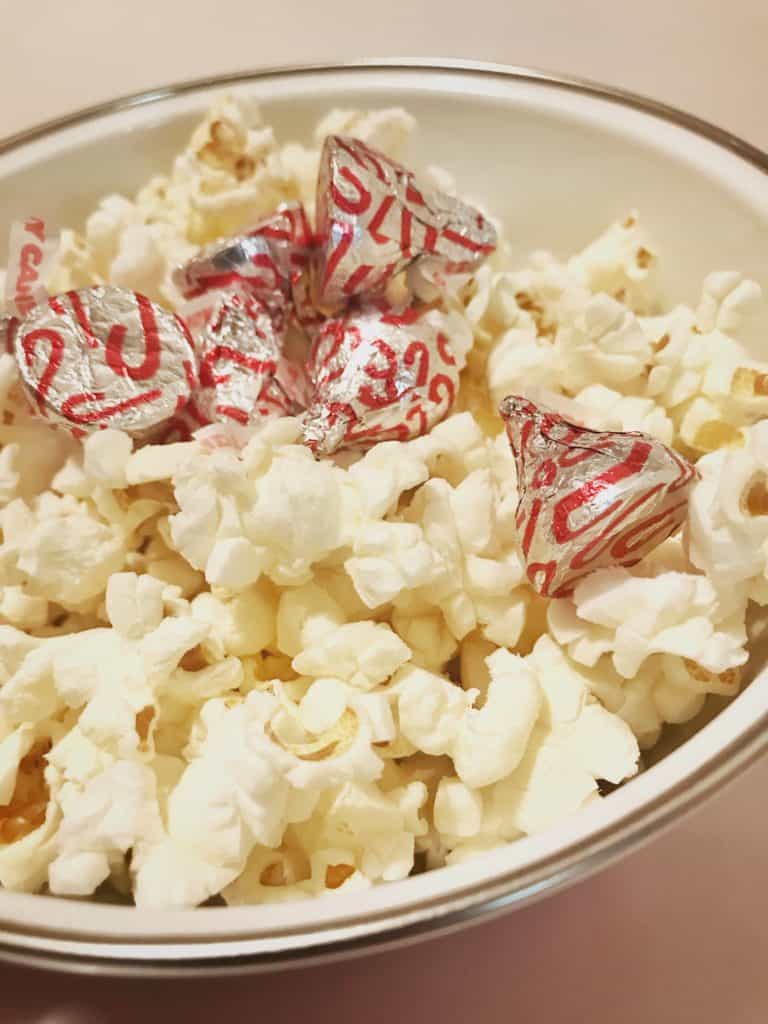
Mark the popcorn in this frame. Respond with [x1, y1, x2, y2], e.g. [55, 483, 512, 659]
[487, 323, 561, 408]
[299, 678, 347, 734]
[313, 108, 416, 161]
[347, 438, 430, 518]
[83, 430, 133, 488]
[0, 725, 36, 805]
[0, 585, 48, 630]
[0, 800, 59, 891]
[488, 728, 602, 835]
[696, 271, 762, 337]
[106, 572, 166, 640]
[191, 586, 276, 656]
[549, 567, 748, 678]
[292, 779, 426, 883]
[395, 650, 541, 789]
[395, 665, 476, 755]
[451, 649, 541, 788]
[0, 444, 19, 506]
[275, 581, 345, 657]
[131, 694, 292, 906]
[1, 496, 126, 609]
[555, 294, 652, 393]
[688, 421, 768, 601]
[48, 760, 158, 897]
[345, 521, 443, 608]
[433, 777, 483, 838]
[642, 275, 767, 453]
[570, 384, 674, 444]
[292, 622, 410, 690]
[0, 98, 761, 910]
[567, 212, 659, 313]
[390, 608, 457, 672]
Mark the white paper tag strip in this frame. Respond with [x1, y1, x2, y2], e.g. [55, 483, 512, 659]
[4, 216, 59, 317]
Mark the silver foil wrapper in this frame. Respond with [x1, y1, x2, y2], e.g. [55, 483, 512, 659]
[302, 304, 460, 455]
[315, 135, 497, 310]
[174, 203, 314, 427]
[500, 395, 697, 597]
[14, 286, 197, 438]
[172, 202, 312, 308]
[184, 285, 293, 427]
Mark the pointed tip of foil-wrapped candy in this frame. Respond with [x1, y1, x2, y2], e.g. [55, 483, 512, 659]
[172, 201, 312, 305]
[300, 304, 460, 455]
[498, 394, 543, 456]
[301, 404, 350, 457]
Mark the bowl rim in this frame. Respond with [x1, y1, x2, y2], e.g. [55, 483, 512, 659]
[2, 57, 767, 171]
[0, 58, 767, 976]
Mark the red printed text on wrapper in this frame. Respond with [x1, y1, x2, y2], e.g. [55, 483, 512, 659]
[5, 217, 59, 318]
[173, 203, 313, 428]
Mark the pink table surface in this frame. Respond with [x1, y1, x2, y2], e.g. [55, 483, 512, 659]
[2, 752, 767, 1024]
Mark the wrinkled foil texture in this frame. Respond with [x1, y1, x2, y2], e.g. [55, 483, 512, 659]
[184, 286, 293, 427]
[303, 304, 460, 455]
[315, 135, 496, 310]
[174, 202, 312, 427]
[14, 286, 197, 438]
[173, 202, 312, 307]
[500, 395, 697, 597]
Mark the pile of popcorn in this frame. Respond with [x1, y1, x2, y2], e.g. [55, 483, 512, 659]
[0, 98, 765, 909]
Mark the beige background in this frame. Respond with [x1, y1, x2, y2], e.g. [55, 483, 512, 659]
[3, 0, 767, 149]
[2, 2, 768, 1020]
